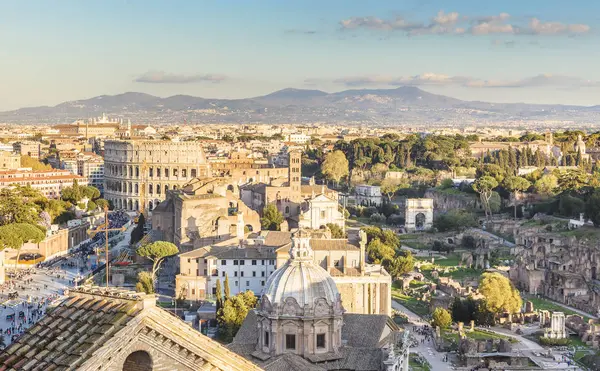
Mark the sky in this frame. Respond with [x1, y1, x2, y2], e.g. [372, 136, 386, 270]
[1, 0, 599, 110]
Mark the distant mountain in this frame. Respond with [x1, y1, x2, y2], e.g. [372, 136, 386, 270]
[1, 87, 599, 125]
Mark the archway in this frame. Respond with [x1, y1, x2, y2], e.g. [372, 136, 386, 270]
[122, 351, 152, 371]
[415, 213, 426, 230]
[245, 224, 253, 232]
[227, 184, 235, 192]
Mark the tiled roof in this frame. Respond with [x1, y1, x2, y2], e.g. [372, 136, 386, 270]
[261, 231, 293, 247]
[0, 288, 144, 371]
[309, 239, 359, 251]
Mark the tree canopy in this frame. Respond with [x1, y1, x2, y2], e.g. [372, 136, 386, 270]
[478, 272, 522, 314]
[136, 241, 179, 285]
[321, 150, 349, 185]
[432, 307, 452, 329]
[261, 204, 284, 231]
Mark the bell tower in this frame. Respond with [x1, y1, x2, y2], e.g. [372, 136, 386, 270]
[288, 149, 301, 198]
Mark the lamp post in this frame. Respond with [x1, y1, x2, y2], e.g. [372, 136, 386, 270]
[88, 206, 127, 288]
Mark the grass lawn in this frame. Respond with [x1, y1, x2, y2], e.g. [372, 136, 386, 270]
[559, 226, 600, 240]
[526, 297, 593, 322]
[442, 267, 484, 280]
[409, 353, 431, 371]
[433, 253, 461, 267]
[392, 291, 430, 316]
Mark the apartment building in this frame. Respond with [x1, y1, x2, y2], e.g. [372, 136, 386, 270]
[0, 169, 88, 199]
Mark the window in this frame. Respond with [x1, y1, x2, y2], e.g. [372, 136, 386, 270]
[234, 272, 238, 277]
[157, 168, 161, 177]
[212, 287, 217, 294]
[317, 334, 326, 349]
[264, 331, 270, 347]
[235, 281, 238, 286]
[246, 281, 249, 287]
[234, 260, 238, 265]
[262, 260, 265, 265]
[221, 260, 226, 265]
[321, 210, 326, 218]
[187, 259, 191, 263]
[252, 260, 257, 265]
[253, 271, 256, 277]
[285, 334, 296, 350]
[261, 281, 265, 286]
[203, 269, 207, 275]
[191, 169, 197, 177]
[191, 288, 195, 295]
[222, 271, 225, 277]
[240, 260, 245, 266]
[261, 271, 265, 277]
[241, 271, 244, 277]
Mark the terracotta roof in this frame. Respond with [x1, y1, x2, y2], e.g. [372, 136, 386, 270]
[0, 288, 143, 370]
[261, 231, 293, 247]
[309, 239, 359, 251]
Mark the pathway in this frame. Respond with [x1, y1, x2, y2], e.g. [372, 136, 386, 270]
[467, 228, 516, 247]
[391, 300, 453, 371]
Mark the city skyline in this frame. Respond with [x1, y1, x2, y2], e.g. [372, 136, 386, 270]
[1, 0, 599, 110]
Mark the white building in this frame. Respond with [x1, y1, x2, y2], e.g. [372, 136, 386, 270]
[298, 194, 345, 230]
[286, 133, 311, 144]
[0, 169, 88, 199]
[354, 184, 382, 207]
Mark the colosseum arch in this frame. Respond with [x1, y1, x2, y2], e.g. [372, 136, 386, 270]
[122, 350, 152, 371]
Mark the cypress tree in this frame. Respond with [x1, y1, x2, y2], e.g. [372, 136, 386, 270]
[215, 278, 223, 311]
[224, 274, 231, 300]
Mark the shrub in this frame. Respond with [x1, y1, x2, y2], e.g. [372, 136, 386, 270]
[539, 337, 569, 346]
[369, 213, 386, 224]
[364, 206, 378, 217]
[387, 214, 404, 225]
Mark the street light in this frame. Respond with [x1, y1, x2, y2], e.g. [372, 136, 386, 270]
[88, 206, 127, 288]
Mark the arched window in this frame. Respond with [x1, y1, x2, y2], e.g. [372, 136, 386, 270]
[148, 184, 153, 195]
[285, 206, 290, 214]
[165, 184, 169, 193]
[123, 351, 152, 371]
[156, 184, 161, 194]
[135, 183, 139, 194]
[182, 169, 187, 177]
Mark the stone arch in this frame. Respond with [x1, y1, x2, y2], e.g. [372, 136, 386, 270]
[415, 212, 426, 230]
[122, 350, 153, 371]
[245, 224, 254, 232]
[227, 184, 235, 192]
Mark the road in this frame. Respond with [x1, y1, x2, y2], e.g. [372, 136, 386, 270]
[391, 300, 453, 371]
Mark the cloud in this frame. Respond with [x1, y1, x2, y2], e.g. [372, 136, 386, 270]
[134, 71, 228, 84]
[284, 29, 317, 35]
[327, 73, 600, 89]
[339, 11, 590, 37]
[466, 74, 600, 88]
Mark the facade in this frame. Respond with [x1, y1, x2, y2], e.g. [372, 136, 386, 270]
[404, 198, 434, 232]
[354, 184, 383, 207]
[103, 140, 210, 211]
[0, 287, 261, 371]
[229, 229, 409, 371]
[0, 151, 21, 170]
[78, 152, 105, 192]
[298, 193, 345, 230]
[13, 141, 41, 158]
[0, 169, 88, 199]
[176, 241, 277, 301]
[54, 115, 121, 138]
[152, 177, 261, 248]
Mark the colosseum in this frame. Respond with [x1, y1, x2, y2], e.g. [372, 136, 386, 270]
[103, 140, 210, 211]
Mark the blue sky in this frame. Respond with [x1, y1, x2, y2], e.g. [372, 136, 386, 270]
[0, 0, 599, 110]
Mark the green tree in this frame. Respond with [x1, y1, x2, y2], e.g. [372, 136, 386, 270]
[503, 176, 531, 220]
[382, 251, 414, 279]
[366, 238, 395, 264]
[217, 291, 257, 342]
[321, 150, 349, 187]
[473, 176, 499, 219]
[95, 198, 109, 210]
[585, 190, 600, 227]
[432, 307, 452, 329]
[556, 169, 588, 193]
[135, 271, 155, 294]
[433, 210, 478, 232]
[0, 223, 46, 267]
[261, 204, 284, 231]
[478, 272, 522, 314]
[130, 213, 146, 245]
[558, 194, 585, 218]
[81, 186, 101, 200]
[136, 241, 179, 287]
[380, 178, 407, 202]
[215, 278, 223, 311]
[0, 188, 42, 226]
[224, 274, 231, 300]
[86, 200, 97, 212]
[534, 174, 558, 196]
[326, 223, 346, 238]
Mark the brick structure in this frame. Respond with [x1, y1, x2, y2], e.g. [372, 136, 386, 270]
[0, 287, 261, 371]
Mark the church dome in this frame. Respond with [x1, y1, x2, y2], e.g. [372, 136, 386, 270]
[262, 229, 341, 311]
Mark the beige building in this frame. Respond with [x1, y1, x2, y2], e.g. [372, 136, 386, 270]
[0, 151, 20, 170]
[152, 177, 261, 249]
[13, 141, 41, 158]
[103, 139, 210, 211]
[0, 169, 88, 199]
[176, 228, 391, 316]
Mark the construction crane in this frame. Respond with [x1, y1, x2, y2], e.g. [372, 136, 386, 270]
[88, 206, 127, 287]
[138, 160, 148, 219]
